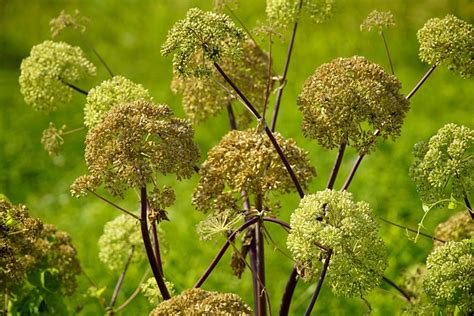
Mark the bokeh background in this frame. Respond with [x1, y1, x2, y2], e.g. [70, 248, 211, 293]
[1, 0, 473, 314]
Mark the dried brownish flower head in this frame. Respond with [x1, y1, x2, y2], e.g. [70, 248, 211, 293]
[50, 10, 88, 38]
[298, 55, 409, 153]
[193, 129, 315, 213]
[172, 39, 272, 127]
[149, 288, 252, 315]
[71, 100, 200, 197]
[0, 198, 80, 295]
[434, 212, 474, 247]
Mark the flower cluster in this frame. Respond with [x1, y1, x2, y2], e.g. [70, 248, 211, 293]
[0, 198, 80, 295]
[148, 186, 176, 222]
[84, 75, 152, 128]
[98, 214, 144, 271]
[50, 10, 88, 38]
[149, 288, 252, 315]
[297, 56, 409, 153]
[172, 40, 271, 127]
[423, 241, 473, 309]
[196, 209, 244, 241]
[71, 101, 200, 197]
[41, 122, 66, 156]
[192, 129, 315, 214]
[417, 14, 473, 78]
[360, 10, 395, 33]
[287, 189, 387, 297]
[140, 277, 176, 305]
[161, 8, 246, 77]
[266, 0, 334, 28]
[213, 0, 238, 12]
[409, 123, 474, 206]
[400, 265, 434, 315]
[19, 40, 96, 112]
[434, 212, 473, 247]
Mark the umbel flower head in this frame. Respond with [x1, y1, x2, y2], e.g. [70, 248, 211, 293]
[41, 122, 66, 156]
[71, 100, 200, 197]
[50, 10, 88, 38]
[266, 0, 334, 29]
[172, 39, 271, 127]
[400, 264, 434, 315]
[434, 212, 474, 247]
[360, 10, 395, 33]
[298, 56, 409, 154]
[423, 241, 473, 309]
[149, 288, 252, 315]
[409, 123, 474, 207]
[140, 277, 176, 305]
[98, 214, 145, 271]
[192, 129, 315, 214]
[84, 75, 152, 128]
[287, 189, 387, 297]
[417, 14, 473, 78]
[19, 40, 96, 112]
[0, 198, 80, 295]
[161, 7, 246, 77]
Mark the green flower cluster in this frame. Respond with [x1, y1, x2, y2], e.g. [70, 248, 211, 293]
[84, 75, 152, 128]
[192, 129, 315, 214]
[400, 265, 434, 315]
[266, 0, 334, 28]
[149, 288, 252, 315]
[196, 209, 243, 241]
[70, 100, 200, 197]
[360, 10, 395, 33]
[417, 14, 473, 78]
[161, 8, 246, 77]
[0, 198, 80, 296]
[424, 241, 473, 310]
[140, 277, 176, 305]
[287, 189, 387, 297]
[50, 10, 88, 38]
[434, 212, 473, 247]
[409, 123, 474, 206]
[19, 40, 96, 112]
[98, 214, 145, 271]
[298, 56, 409, 154]
[41, 122, 66, 156]
[172, 39, 271, 127]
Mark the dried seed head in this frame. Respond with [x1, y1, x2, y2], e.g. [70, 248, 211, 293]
[360, 10, 396, 33]
[50, 10, 88, 38]
[41, 122, 66, 156]
[298, 56, 409, 154]
[287, 189, 387, 297]
[417, 14, 473, 78]
[19, 40, 96, 112]
[434, 212, 474, 247]
[192, 129, 315, 214]
[150, 288, 252, 315]
[84, 75, 152, 128]
[161, 8, 246, 77]
[72, 100, 200, 197]
[409, 124, 474, 207]
[172, 39, 271, 127]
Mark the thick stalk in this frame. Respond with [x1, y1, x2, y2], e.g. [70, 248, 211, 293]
[226, 104, 238, 130]
[194, 217, 260, 288]
[214, 62, 305, 198]
[255, 194, 267, 316]
[270, 0, 304, 132]
[462, 191, 474, 219]
[326, 142, 346, 189]
[140, 188, 170, 300]
[406, 64, 437, 100]
[304, 249, 333, 316]
[151, 221, 164, 276]
[109, 246, 135, 309]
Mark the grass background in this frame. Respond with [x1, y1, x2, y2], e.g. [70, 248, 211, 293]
[0, 0, 473, 314]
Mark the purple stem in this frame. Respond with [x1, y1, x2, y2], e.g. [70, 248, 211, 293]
[303, 249, 333, 316]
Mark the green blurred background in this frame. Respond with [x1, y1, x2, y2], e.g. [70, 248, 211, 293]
[0, 0, 473, 314]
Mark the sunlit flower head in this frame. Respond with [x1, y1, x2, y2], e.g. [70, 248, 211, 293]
[266, 0, 334, 28]
[360, 10, 395, 33]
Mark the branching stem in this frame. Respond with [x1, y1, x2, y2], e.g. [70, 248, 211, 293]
[304, 249, 333, 316]
[380, 31, 394, 75]
[327, 142, 346, 189]
[87, 189, 140, 220]
[382, 276, 411, 302]
[62, 80, 88, 95]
